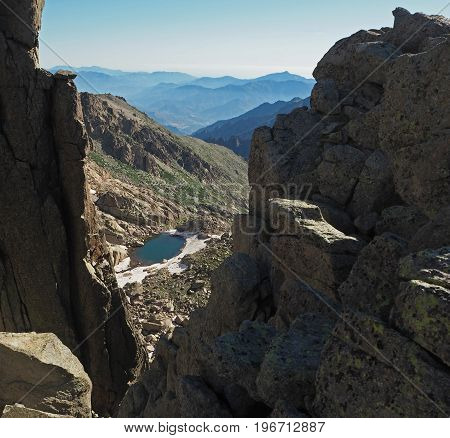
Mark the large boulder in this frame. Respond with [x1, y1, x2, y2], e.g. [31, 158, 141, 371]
[349, 150, 395, 217]
[314, 313, 450, 417]
[314, 29, 395, 88]
[271, 278, 339, 330]
[209, 321, 277, 399]
[392, 280, 450, 367]
[338, 233, 407, 320]
[391, 247, 450, 366]
[409, 207, 450, 252]
[206, 253, 262, 337]
[256, 314, 334, 411]
[0, 333, 92, 418]
[398, 247, 450, 288]
[344, 104, 382, 150]
[317, 145, 366, 206]
[375, 205, 428, 240]
[269, 199, 365, 299]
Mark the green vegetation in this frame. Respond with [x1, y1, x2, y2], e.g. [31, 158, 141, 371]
[89, 149, 247, 213]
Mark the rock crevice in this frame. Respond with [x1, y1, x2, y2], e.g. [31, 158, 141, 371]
[0, 0, 144, 415]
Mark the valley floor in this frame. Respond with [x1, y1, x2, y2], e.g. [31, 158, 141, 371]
[115, 230, 221, 287]
[120, 233, 233, 359]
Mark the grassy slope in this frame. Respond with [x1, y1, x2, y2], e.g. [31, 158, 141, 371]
[90, 138, 248, 214]
[85, 93, 249, 216]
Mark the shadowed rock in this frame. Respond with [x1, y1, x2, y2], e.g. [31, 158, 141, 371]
[313, 312, 450, 417]
[0, 0, 144, 415]
[0, 332, 91, 417]
[339, 233, 408, 320]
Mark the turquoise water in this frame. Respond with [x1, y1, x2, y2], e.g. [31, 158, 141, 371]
[135, 233, 186, 264]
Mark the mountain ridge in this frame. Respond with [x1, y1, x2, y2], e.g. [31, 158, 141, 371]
[129, 78, 314, 133]
[193, 97, 311, 158]
[49, 66, 315, 133]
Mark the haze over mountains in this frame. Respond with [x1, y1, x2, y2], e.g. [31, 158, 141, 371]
[49, 66, 315, 134]
[193, 97, 311, 159]
[3, 1, 450, 421]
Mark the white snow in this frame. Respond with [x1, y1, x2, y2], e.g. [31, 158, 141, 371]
[115, 257, 131, 273]
[116, 230, 214, 288]
[89, 189, 99, 202]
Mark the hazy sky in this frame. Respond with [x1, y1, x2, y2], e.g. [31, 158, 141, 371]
[40, 0, 448, 78]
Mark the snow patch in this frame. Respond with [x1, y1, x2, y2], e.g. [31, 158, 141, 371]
[116, 230, 213, 287]
[115, 257, 131, 273]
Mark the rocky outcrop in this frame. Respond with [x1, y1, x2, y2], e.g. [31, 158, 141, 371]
[86, 160, 184, 247]
[0, 332, 92, 417]
[0, 0, 144, 415]
[256, 315, 334, 411]
[2, 404, 70, 418]
[391, 247, 450, 367]
[118, 8, 450, 418]
[313, 312, 450, 417]
[268, 199, 365, 300]
[338, 233, 407, 320]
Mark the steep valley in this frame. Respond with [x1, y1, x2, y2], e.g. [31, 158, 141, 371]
[78, 93, 249, 359]
[0, 0, 449, 421]
[81, 93, 248, 247]
[119, 8, 450, 418]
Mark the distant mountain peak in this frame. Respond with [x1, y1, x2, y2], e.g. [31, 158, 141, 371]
[50, 66, 315, 134]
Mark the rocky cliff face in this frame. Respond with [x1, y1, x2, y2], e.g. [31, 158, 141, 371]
[119, 8, 450, 417]
[81, 92, 248, 185]
[0, 0, 144, 415]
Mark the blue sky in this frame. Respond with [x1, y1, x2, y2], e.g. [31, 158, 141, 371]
[40, 0, 448, 78]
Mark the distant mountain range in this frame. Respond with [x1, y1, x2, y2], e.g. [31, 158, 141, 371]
[49, 66, 195, 97]
[49, 66, 315, 134]
[193, 97, 310, 159]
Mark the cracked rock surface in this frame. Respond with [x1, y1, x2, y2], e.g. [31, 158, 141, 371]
[0, 0, 145, 416]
